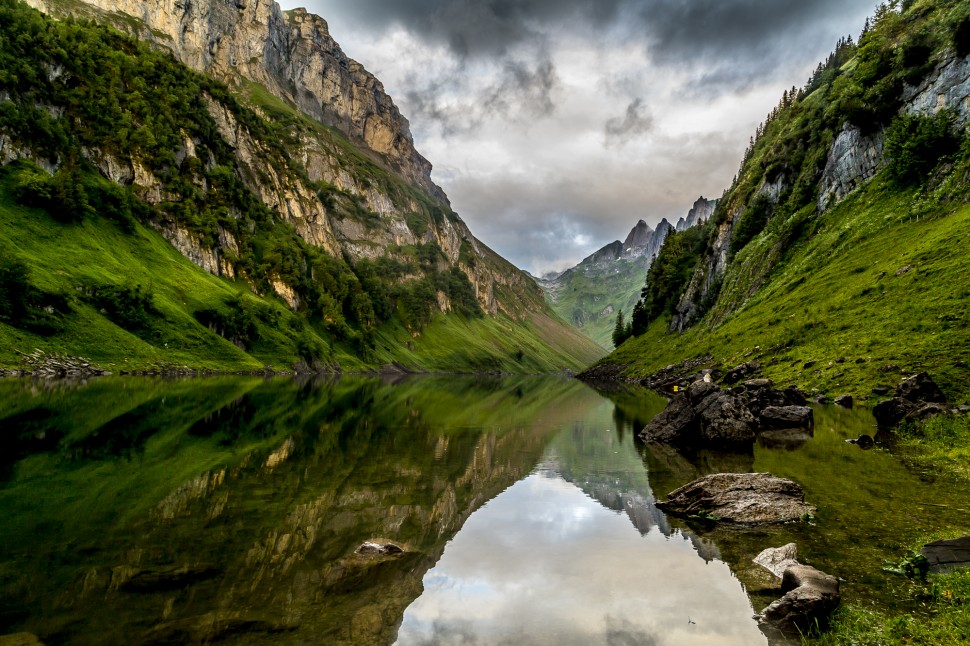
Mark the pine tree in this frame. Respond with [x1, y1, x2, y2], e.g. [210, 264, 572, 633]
[612, 309, 626, 348]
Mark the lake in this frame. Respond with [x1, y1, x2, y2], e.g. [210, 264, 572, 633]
[0, 376, 967, 645]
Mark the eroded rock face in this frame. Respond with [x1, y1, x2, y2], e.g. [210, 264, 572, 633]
[817, 125, 885, 212]
[656, 472, 815, 525]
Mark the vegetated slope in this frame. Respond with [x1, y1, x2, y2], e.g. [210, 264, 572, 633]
[0, 0, 603, 372]
[592, 0, 970, 397]
[538, 200, 722, 350]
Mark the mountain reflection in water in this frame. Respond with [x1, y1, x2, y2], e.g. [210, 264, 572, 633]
[396, 396, 765, 646]
[0, 376, 765, 645]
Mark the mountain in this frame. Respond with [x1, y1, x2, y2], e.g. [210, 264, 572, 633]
[588, 0, 970, 397]
[0, 0, 604, 373]
[537, 205, 700, 349]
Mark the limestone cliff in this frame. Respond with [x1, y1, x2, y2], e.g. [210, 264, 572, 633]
[24, 0, 444, 201]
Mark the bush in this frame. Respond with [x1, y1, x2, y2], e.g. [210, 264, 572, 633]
[194, 293, 258, 348]
[87, 283, 159, 331]
[884, 111, 960, 186]
[730, 194, 772, 256]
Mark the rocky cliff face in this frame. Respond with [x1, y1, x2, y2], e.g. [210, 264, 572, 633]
[675, 196, 717, 232]
[24, 0, 444, 201]
[818, 51, 970, 213]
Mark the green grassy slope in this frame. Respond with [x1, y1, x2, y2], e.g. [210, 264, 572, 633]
[543, 257, 648, 350]
[603, 175, 970, 398]
[592, 0, 970, 397]
[0, 173, 601, 373]
[0, 0, 603, 373]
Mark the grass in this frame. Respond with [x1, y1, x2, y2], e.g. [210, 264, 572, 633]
[543, 256, 648, 350]
[0, 172, 602, 374]
[602, 174, 970, 401]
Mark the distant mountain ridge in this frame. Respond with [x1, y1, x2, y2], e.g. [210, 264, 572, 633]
[535, 197, 716, 348]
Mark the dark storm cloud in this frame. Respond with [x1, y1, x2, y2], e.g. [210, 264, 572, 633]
[314, 0, 625, 57]
[313, 0, 873, 71]
[604, 98, 653, 146]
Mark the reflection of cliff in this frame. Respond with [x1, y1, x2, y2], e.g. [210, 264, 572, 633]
[0, 376, 600, 645]
[536, 412, 722, 562]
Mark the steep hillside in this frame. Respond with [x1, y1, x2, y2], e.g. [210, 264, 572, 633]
[590, 0, 970, 397]
[538, 197, 714, 349]
[0, 0, 603, 373]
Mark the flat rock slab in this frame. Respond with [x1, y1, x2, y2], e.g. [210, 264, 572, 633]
[754, 543, 800, 579]
[657, 473, 815, 525]
[922, 536, 970, 573]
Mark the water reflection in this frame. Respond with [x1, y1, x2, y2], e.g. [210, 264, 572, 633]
[0, 376, 774, 645]
[397, 397, 765, 646]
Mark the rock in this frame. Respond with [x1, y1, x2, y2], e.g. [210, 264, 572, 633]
[922, 536, 970, 573]
[722, 361, 761, 385]
[834, 395, 853, 408]
[845, 434, 874, 449]
[871, 386, 890, 395]
[907, 403, 950, 422]
[691, 383, 757, 447]
[760, 406, 814, 429]
[355, 541, 405, 557]
[895, 265, 913, 277]
[754, 543, 800, 578]
[803, 360, 817, 369]
[641, 395, 697, 446]
[896, 372, 947, 404]
[761, 565, 840, 630]
[817, 124, 885, 212]
[872, 397, 916, 428]
[656, 473, 816, 525]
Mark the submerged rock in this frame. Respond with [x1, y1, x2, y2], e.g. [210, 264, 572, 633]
[0, 634, 44, 646]
[761, 565, 841, 631]
[656, 473, 815, 525]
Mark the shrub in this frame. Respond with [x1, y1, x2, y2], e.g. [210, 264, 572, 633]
[884, 111, 960, 186]
[87, 283, 159, 331]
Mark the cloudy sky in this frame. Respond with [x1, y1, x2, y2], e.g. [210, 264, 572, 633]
[284, 0, 876, 275]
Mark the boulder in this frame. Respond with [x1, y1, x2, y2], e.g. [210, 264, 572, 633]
[754, 543, 800, 578]
[761, 565, 840, 630]
[691, 382, 757, 447]
[922, 536, 970, 573]
[897, 372, 946, 404]
[641, 380, 755, 449]
[656, 473, 815, 525]
[355, 541, 405, 557]
[722, 361, 761, 385]
[760, 405, 814, 429]
[834, 395, 853, 408]
[872, 397, 916, 428]
[641, 395, 697, 446]
[907, 402, 950, 422]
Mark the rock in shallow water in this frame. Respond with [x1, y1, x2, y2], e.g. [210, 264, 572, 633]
[656, 473, 815, 525]
[754, 543, 800, 579]
[761, 565, 841, 630]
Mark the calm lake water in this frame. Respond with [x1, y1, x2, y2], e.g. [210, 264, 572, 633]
[0, 376, 967, 645]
